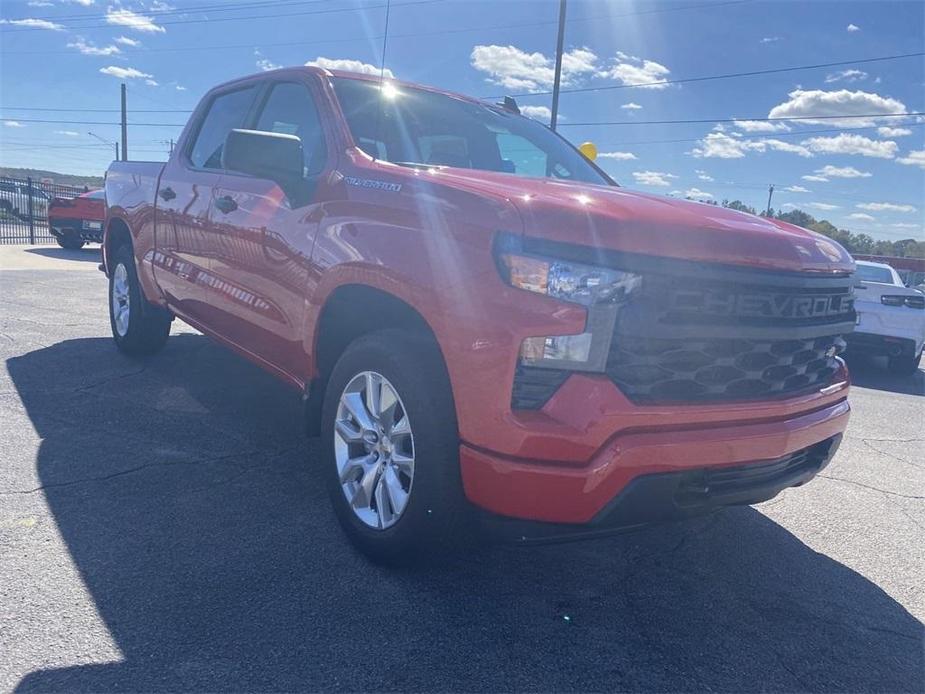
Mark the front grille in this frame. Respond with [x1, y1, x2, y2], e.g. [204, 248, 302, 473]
[607, 334, 845, 401]
[595, 260, 856, 404]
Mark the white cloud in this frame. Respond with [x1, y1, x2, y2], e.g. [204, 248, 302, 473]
[767, 88, 906, 127]
[892, 223, 920, 229]
[145, 78, 158, 86]
[803, 133, 897, 158]
[847, 23, 860, 32]
[99, 65, 154, 80]
[784, 185, 810, 193]
[802, 175, 829, 182]
[896, 150, 925, 169]
[760, 36, 781, 43]
[695, 169, 713, 181]
[690, 131, 811, 158]
[621, 102, 642, 110]
[847, 213, 875, 221]
[306, 57, 394, 79]
[598, 151, 637, 160]
[602, 52, 671, 89]
[814, 164, 872, 178]
[3, 120, 25, 128]
[68, 38, 121, 56]
[733, 120, 790, 133]
[857, 202, 917, 213]
[106, 8, 165, 33]
[877, 126, 912, 137]
[520, 105, 551, 122]
[470, 45, 596, 91]
[807, 202, 840, 211]
[27, 1, 54, 6]
[824, 69, 868, 83]
[175, 85, 187, 91]
[681, 187, 713, 199]
[254, 49, 281, 72]
[54, 130, 80, 136]
[632, 170, 677, 186]
[115, 36, 141, 47]
[0, 18, 65, 31]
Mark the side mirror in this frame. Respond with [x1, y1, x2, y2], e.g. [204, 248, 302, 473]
[222, 128, 303, 186]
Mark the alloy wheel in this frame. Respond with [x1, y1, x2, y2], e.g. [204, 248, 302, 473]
[111, 263, 131, 337]
[334, 371, 415, 529]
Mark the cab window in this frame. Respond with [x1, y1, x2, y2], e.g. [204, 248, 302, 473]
[189, 86, 257, 169]
[254, 82, 327, 177]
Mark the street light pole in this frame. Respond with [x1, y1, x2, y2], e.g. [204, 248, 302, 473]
[766, 184, 775, 216]
[549, 0, 567, 131]
[88, 131, 118, 161]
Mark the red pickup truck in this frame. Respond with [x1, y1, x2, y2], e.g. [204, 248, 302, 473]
[104, 67, 855, 561]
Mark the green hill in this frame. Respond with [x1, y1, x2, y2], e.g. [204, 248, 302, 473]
[0, 167, 104, 188]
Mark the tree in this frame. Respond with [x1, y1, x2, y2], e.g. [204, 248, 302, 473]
[721, 199, 757, 215]
[774, 206, 924, 258]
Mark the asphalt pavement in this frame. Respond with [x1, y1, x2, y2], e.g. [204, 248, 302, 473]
[1, 245, 923, 693]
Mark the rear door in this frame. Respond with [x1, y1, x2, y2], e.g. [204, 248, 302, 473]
[206, 77, 334, 381]
[154, 83, 259, 325]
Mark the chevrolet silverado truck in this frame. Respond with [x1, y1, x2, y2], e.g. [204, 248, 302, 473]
[104, 67, 855, 560]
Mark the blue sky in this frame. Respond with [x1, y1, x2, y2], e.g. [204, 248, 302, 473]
[1, 0, 923, 241]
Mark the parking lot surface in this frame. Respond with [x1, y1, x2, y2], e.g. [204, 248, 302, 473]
[1, 245, 923, 692]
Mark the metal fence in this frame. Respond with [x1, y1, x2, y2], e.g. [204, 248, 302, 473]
[0, 177, 92, 245]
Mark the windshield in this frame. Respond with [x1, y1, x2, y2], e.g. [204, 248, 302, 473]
[856, 264, 896, 284]
[331, 77, 612, 186]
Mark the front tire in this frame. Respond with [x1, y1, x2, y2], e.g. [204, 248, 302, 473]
[108, 243, 171, 356]
[321, 329, 468, 563]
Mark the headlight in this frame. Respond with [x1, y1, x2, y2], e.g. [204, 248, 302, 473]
[495, 233, 641, 372]
[497, 252, 641, 306]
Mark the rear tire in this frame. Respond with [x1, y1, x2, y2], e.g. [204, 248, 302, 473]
[888, 350, 922, 375]
[56, 230, 85, 250]
[321, 329, 469, 563]
[108, 243, 171, 356]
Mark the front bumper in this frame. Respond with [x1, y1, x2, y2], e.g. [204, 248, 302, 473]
[461, 393, 850, 527]
[845, 332, 920, 359]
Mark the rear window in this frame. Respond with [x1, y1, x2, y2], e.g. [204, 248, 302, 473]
[856, 264, 896, 284]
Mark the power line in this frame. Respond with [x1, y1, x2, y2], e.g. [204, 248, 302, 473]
[0, 0, 752, 53]
[0, 118, 186, 127]
[491, 51, 925, 98]
[15, 0, 334, 24]
[596, 122, 925, 147]
[560, 112, 925, 127]
[0, 0, 444, 34]
[1, 107, 191, 113]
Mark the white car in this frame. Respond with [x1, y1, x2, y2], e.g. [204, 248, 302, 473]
[0, 180, 50, 221]
[847, 260, 925, 374]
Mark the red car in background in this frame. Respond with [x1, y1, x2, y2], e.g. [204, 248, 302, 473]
[48, 189, 105, 249]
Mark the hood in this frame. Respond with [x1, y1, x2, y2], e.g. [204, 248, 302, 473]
[420, 168, 855, 274]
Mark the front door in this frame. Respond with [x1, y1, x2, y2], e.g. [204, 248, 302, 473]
[207, 78, 333, 382]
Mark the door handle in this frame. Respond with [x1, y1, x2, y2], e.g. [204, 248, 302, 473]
[158, 186, 176, 201]
[215, 195, 238, 214]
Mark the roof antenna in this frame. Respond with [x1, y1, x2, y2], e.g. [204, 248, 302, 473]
[372, 0, 392, 163]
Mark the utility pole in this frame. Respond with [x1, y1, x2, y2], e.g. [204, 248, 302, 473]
[765, 184, 775, 217]
[549, 0, 567, 131]
[120, 83, 128, 161]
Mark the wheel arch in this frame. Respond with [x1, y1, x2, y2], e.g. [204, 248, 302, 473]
[102, 215, 132, 277]
[305, 283, 453, 436]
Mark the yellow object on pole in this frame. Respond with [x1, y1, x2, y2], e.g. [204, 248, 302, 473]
[578, 142, 597, 161]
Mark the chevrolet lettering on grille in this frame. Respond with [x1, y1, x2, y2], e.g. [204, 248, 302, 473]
[671, 290, 853, 319]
